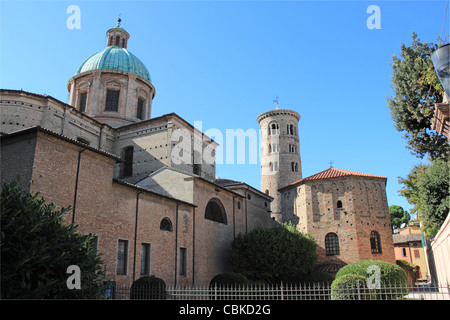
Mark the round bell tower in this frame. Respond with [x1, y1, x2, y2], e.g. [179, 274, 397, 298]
[257, 102, 302, 221]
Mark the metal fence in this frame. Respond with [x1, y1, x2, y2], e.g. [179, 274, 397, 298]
[109, 282, 449, 300]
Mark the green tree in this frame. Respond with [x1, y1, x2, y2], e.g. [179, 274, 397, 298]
[399, 159, 450, 237]
[387, 32, 449, 160]
[0, 179, 106, 299]
[389, 205, 410, 230]
[228, 223, 317, 284]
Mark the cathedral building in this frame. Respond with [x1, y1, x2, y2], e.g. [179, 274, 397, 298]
[1, 20, 395, 287]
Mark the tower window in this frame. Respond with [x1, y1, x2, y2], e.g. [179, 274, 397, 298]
[109, 36, 113, 46]
[137, 98, 145, 120]
[116, 35, 120, 46]
[79, 92, 87, 113]
[291, 162, 298, 172]
[289, 144, 297, 153]
[105, 89, 120, 112]
[370, 231, 382, 254]
[325, 233, 340, 256]
[269, 123, 279, 135]
[287, 124, 296, 135]
[337, 200, 343, 209]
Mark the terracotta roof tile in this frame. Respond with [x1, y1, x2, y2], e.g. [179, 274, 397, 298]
[279, 167, 386, 190]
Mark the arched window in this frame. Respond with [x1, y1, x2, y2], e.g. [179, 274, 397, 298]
[136, 97, 145, 120]
[205, 198, 227, 224]
[370, 231, 382, 254]
[160, 218, 173, 231]
[337, 200, 343, 209]
[325, 233, 340, 256]
[269, 123, 279, 135]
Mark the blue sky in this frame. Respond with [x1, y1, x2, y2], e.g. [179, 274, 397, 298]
[1, 0, 448, 216]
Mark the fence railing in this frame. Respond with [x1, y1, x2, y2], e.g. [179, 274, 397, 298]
[108, 282, 449, 300]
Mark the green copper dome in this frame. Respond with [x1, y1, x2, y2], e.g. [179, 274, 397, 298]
[76, 46, 151, 82]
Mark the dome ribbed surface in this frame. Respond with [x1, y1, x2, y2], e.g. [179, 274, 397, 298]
[76, 46, 151, 82]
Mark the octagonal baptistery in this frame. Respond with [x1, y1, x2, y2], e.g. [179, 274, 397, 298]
[67, 20, 155, 127]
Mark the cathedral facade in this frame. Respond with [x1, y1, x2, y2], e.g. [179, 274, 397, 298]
[1, 20, 394, 288]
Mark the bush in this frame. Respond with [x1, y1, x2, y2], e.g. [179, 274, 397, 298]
[334, 260, 409, 300]
[335, 260, 408, 286]
[303, 271, 335, 285]
[209, 272, 249, 300]
[1, 180, 106, 299]
[209, 272, 249, 287]
[228, 223, 317, 284]
[331, 274, 372, 300]
[130, 275, 166, 300]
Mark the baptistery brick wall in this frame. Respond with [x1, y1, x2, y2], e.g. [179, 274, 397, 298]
[281, 174, 395, 266]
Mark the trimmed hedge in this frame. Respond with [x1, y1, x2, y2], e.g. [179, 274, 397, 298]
[209, 272, 249, 287]
[331, 274, 372, 300]
[332, 260, 409, 300]
[303, 271, 335, 285]
[130, 275, 166, 300]
[209, 272, 249, 300]
[335, 260, 408, 286]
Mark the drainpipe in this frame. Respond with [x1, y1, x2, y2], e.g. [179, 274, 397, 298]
[174, 203, 180, 286]
[132, 191, 142, 282]
[192, 207, 196, 286]
[61, 105, 67, 135]
[72, 148, 85, 224]
[232, 196, 237, 239]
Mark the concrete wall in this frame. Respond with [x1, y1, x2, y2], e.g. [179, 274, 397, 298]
[428, 213, 450, 285]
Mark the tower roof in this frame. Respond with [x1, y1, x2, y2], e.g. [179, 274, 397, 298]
[279, 167, 387, 191]
[256, 108, 300, 123]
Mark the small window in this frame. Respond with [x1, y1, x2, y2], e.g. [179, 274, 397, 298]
[414, 249, 420, 259]
[117, 240, 128, 275]
[179, 248, 187, 276]
[89, 235, 98, 256]
[136, 98, 145, 120]
[109, 36, 113, 46]
[401, 248, 407, 257]
[140, 243, 151, 275]
[121, 146, 133, 178]
[160, 218, 173, 231]
[265, 190, 269, 195]
[325, 233, 340, 256]
[79, 92, 87, 113]
[337, 200, 343, 209]
[247, 194, 251, 200]
[116, 35, 120, 46]
[370, 231, 382, 254]
[121, 38, 126, 48]
[105, 89, 120, 111]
